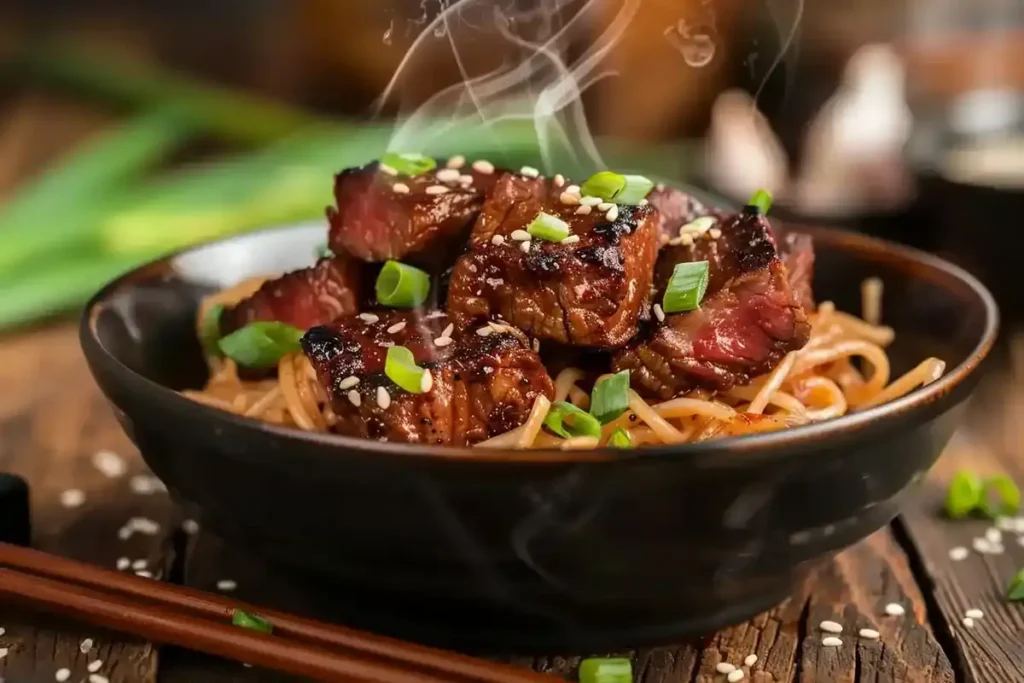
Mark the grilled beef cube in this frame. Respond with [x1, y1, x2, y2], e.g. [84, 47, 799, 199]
[614, 208, 811, 398]
[646, 185, 711, 246]
[446, 174, 659, 348]
[327, 159, 499, 266]
[302, 310, 554, 445]
[221, 256, 361, 333]
[779, 232, 816, 311]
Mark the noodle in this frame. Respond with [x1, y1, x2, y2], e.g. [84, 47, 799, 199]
[184, 276, 946, 450]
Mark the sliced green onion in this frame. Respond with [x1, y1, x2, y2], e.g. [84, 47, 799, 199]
[200, 304, 225, 357]
[608, 427, 634, 449]
[580, 171, 626, 201]
[527, 212, 571, 242]
[380, 152, 436, 176]
[543, 401, 602, 439]
[980, 474, 1021, 518]
[615, 175, 654, 205]
[385, 345, 428, 393]
[662, 261, 710, 313]
[747, 189, 773, 214]
[231, 610, 273, 634]
[579, 657, 633, 683]
[590, 370, 630, 424]
[217, 321, 304, 368]
[315, 243, 334, 259]
[1008, 569, 1024, 601]
[376, 261, 431, 308]
[945, 470, 984, 519]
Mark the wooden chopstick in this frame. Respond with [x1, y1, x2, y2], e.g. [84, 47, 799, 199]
[0, 543, 554, 683]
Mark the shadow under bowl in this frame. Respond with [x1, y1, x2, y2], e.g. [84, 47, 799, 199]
[80, 223, 997, 653]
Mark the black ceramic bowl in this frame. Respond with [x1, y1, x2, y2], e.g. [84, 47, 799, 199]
[81, 222, 997, 653]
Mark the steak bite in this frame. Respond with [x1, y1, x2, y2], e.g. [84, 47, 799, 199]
[301, 310, 554, 446]
[646, 185, 711, 246]
[446, 173, 659, 348]
[220, 255, 361, 333]
[327, 157, 499, 266]
[614, 207, 811, 398]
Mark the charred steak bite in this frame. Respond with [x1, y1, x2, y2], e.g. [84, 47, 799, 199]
[446, 173, 659, 348]
[614, 207, 811, 398]
[220, 255, 361, 334]
[327, 156, 500, 266]
[301, 310, 554, 445]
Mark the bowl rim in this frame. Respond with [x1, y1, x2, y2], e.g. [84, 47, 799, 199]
[81, 222, 1000, 465]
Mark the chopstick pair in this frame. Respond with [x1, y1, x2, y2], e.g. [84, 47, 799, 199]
[0, 543, 554, 683]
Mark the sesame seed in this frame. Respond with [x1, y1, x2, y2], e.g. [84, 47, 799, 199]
[379, 164, 398, 176]
[128, 517, 160, 535]
[476, 327, 493, 337]
[715, 663, 736, 674]
[392, 182, 410, 194]
[986, 527, 1002, 544]
[182, 519, 200, 535]
[116, 557, 130, 570]
[60, 489, 85, 508]
[376, 387, 391, 409]
[0, 647, 7, 659]
[446, 155, 466, 169]
[532, 339, 540, 352]
[80, 638, 93, 653]
[491, 234, 505, 246]
[820, 620, 843, 633]
[653, 304, 665, 322]
[561, 235, 580, 245]
[436, 168, 461, 182]
[709, 228, 722, 239]
[520, 240, 531, 253]
[89, 675, 110, 683]
[88, 660, 103, 673]
[859, 628, 880, 639]
[459, 174, 474, 184]
[727, 671, 745, 683]
[965, 608, 983, 619]
[962, 617, 975, 628]
[668, 238, 681, 246]
[0, 628, 5, 636]
[597, 202, 613, 211]
[554, 174, 565, 187]
[580, 195, 602, 206]
[559, 192, 580, 205]
[425, 185, 449, 195]
[135, 570, 152, 578]
[217, 579, 237, 591]
[434, 336, 453, 347]
[131, 559, 147, 571]
[467, 264, 478, 273]
[656, 183, 665, 191]
[421, 370, 434, 393]
[884, 603, 905, 616]
[441, 323, 454, 338]
[510, 230, 531, 241]
[744, 654, 757, 667]
[92, 450, 126, 478]
[472, 160, 494, 174]
[821, 636, 843, 647]
[520, 166, 540, 177]
[575, 205, 591, 215]
[949, 546, 969, 561]
[639, 198, 649, 205]
[565, 184, 581, 195]
[348, 390, 361, 407]
[359, 313, 379, 323]
[387, 321, 407, 334]
[605, 205, 619, 221]
[339, 376, 360, 390]
[56, 669, 71, 681]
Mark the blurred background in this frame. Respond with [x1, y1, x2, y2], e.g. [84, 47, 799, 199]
[0, 0, 1022, 330]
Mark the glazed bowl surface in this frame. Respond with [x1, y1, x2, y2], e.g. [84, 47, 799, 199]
[80, 222, 997, 652]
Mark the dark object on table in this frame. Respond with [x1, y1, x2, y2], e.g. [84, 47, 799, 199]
[0, 474, 31, 546]
[79, 219, 997, 653]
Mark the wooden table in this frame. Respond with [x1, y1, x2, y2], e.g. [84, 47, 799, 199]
[2, 96, 1024, 683]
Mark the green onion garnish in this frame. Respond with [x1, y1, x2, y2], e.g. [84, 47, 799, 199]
[615, 175, 654, 205]
[1007, 569, 1024, 601]
[980, 474, 1021, 519]
[945, 470, 984, 519]
[527, 212, 571, 242]
[544, 401, 602, 439]
[200, 304, 225, 357]
[231, 610, 273, 634]
[385, 345, 428, 393]
[590, 370, 630, 424]
[747, 189, 773, 214]
[380, 152, 436, 176]
[662, 261, 710, 314]
[217, 321, 304, 368]
[376, 261, 431, 308]
[579, 657, 633, 683]
[315, 243, 334, 259]
[580, 171, 626, 201]
[608, 427, 634, 449]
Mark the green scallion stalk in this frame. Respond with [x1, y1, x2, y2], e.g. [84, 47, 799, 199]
[217, 321, 304, 368]
[747, 189, 773, 214]
[662, 261, 710, 314]
[315, 244, 335, 259]
[980, 474, 1021, 519]
[385, 346, 428, 393]
[200, 304, 225, 357]
[231, 610, 273, 634]
[580, 171, 626, 201]
[579, 657, 633, 683]
[945, 470, 984, 519]
[1008, 569, 1024, 601]
[527, 212, 571, 242]
[590, 370, 630, 424]
[543, 401, 602, 439]
[376, 261, 431, 308]
[608, 428, 634, 449]
[615, 175, 654, 205]
[380, 152, 436, 176]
